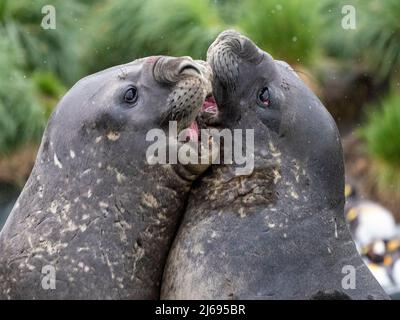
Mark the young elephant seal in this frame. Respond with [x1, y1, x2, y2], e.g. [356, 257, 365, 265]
[161, 31, 389, 300]
[0, 56, 216, 299]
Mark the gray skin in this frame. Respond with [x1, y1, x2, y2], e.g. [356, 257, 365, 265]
[161, 31, 389, 300]
[0, 56, 214, 299]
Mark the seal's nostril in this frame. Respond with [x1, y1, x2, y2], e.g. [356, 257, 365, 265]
[178, 62, 202, 76]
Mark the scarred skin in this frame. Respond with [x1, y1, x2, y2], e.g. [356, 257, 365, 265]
[161, 31, 389, 300]
[0, 56, 214, 299]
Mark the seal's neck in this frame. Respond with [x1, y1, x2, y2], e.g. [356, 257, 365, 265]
[190, 135, 344, 222]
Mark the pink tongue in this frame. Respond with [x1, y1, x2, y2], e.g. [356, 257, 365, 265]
[186, 121, 199, 141]
[202, 96, 217, 113]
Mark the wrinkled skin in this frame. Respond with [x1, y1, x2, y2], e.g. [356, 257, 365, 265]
[0, 56, 214, 299]
[161, 31, 389, 300]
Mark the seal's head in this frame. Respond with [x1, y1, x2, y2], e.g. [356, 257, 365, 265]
[206, 30, 344, 208]
[43, 56, 217, 181]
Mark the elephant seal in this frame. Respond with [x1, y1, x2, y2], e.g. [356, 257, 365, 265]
[0, 56, 217, 299]
[161, 31, 389, 299]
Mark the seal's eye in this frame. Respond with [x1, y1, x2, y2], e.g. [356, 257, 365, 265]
[258, 87, 270, 107]
[124, 87, 138, 104]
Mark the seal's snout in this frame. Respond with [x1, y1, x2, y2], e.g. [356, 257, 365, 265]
[156, 56, 218, 139]
[207, 30, 263, 97]
[206, 29, 242, 59]
[153, 56, 210, 85]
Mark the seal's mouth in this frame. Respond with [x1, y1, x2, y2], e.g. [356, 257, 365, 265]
[185, 93, 219, 141]
[202, 94, 218, 115]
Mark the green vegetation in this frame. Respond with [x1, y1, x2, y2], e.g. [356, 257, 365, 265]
[362, 93, 400, 167]
[86, 0, 323, 72]
[357, 0, 400, 81]
[235, 0, 321, 65]
[85, 0, 224, 73]
[0, 29, 44, 154]
[320, 0, 400, 81]
[320, 0, 400, 198]
[1, 0, 89, 85]
[360, 92, 400, 193]
[0, 0, 81, 154]
[32, 71, 66, 118]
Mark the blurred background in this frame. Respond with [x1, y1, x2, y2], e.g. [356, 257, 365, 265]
[0, 0, 400, 297]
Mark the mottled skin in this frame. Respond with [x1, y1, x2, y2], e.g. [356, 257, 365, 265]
[0, 56, 213, 299]
[161, 31, 389, 300]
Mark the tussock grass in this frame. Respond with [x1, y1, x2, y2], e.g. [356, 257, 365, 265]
[320, 0, 400, 81]
[86, 0, 225, 73]
[360, 92, 400, 194]
[0, 30, 44, 155]
[235, 0, 321, 65]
